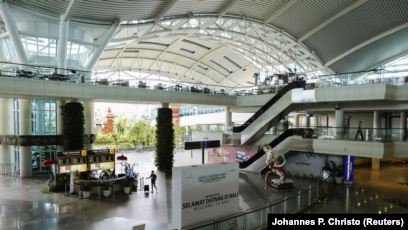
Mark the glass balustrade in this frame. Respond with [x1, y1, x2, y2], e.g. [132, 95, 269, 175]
[271, 126, 407, 143]
[1, 61, 407, 96]
[183, 181, 329, 230]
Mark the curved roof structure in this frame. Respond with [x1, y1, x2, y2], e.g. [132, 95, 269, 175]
[3, 0, 408, 86]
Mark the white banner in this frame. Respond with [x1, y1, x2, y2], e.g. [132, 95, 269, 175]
[171, 163, 239, 229]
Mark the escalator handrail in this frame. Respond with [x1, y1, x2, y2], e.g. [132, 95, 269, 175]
[233, 80, 306, 133]
[239, 128, 313, 169]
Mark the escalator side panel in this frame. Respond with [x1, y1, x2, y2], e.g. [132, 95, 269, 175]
[233, 80, 305, 133]
[239, 128, 313, 169]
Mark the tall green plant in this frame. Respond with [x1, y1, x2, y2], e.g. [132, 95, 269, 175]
[62, 102, 85, 150]
[154, 108, 174, 170]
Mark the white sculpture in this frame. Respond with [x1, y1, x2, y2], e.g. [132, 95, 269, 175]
[263, 144, 291, 190]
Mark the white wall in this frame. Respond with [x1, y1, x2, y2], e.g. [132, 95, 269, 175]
[180, 112, 252, 126]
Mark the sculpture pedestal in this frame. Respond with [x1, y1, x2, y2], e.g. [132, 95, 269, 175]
[270, 178, 294, 189]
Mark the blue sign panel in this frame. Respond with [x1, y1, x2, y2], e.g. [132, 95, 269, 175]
[343, 155, 355, 182]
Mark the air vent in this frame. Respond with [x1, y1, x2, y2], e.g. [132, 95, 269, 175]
[124, 49, 139, 53]
[197, 63, 209, 70]
[182, 39, 211, 50]
[180, 48, 195, 54]
[211, 59, 232, 74]
[139, 41, 169, 47]
[224, 56, 242, 69]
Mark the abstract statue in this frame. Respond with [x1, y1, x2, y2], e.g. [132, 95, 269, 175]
[263, 144, 293, 190]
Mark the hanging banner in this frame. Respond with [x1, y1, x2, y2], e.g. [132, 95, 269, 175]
[343, 155, 355, 183]
[171, 163, 239, 229]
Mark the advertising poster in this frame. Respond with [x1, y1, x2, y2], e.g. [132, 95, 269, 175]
[207, 144, 257, 163]
[172, 163, 239, 229]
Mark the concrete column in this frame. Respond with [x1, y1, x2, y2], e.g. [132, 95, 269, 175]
[19, 99, 32, 177]
[56, 100, 65, 151]
[310, 116, 318, 127]
[372, 158, 381, 170]
[373, 111, 381, 139]
[224, 107, 232, 132]
[305, 114, 311, 128]
[84, 101, 94, 149]
[201, 124, 210, 132]
[294, 114, 300, 128]
[0, 98, 12, 171]
[335, 109, 345, 138]
[400, 111, 406, 141]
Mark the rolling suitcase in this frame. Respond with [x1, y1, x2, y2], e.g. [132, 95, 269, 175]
[144, 185, 149, 194]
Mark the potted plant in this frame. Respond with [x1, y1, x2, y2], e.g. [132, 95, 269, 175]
[103, 183, 111, 198]
[123, 179, 131, 195]
[82, 184, 91, 199]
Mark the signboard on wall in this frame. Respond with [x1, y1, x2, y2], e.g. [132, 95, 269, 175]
[171, 163, 239, 229]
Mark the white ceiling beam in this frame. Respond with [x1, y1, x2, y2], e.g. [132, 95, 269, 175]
[63, 0, 78, 21]
[155, 0, 178, 22]
[184, 46, 224, 76]
[0, 32, 9, 39]
[299, 0, 368, 42]
[115, 57, 219, 85]
[264, 0, 298, 23]
[325, 22, 408, 67]
[219, 0, 239, 17]
[148, 38, 179, 70]
[57, 15, 69, 69]
[101, 47, 227, 78]
[0, 1, 28, 64]
[86, 20, 120, 70]
[366, 50, 408, 71]
[200, 0, 239, 30]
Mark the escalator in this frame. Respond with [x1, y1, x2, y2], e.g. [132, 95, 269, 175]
[239, 128, 314, 169]
[232, 80, 307, 145]
[233, 80, 306, 133]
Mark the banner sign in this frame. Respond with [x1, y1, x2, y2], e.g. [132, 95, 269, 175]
[344, 155, 355, 182]
[172, 163, 239, 229]
[184, 140, 220, 150]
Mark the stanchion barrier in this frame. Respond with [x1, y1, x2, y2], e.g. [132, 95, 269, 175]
[139, 177, 144, 190]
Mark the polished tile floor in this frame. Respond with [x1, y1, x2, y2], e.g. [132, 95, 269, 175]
[306, 165, 408, 214]
[0, 150, 315, 230]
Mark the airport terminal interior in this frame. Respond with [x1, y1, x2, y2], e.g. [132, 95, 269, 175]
[0, 0, 408, 229]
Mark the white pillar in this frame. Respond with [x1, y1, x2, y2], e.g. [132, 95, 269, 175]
[19, 99, 32, 177]
[373, 111, 381, 139]
[310, 116, 318, 127]
[57, 15, 69, 70]
[56, 100, 65, 151]
[305, 114, 311, 128]
[84, 101, 94, 149]
[225, 107, 232, 132]
[294, 114, 300, 128]
[400, 111, 406, 141]
[0, 98, 12, 171]
[335, 109, 345, 138]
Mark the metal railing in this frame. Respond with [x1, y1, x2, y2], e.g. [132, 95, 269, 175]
[0, 61, 91, 83]
[314, 67, 408, 88]
[268, 126, 407, 143]
[182, 181, 329, 230]
[1, 62, 408, 96]
[0, 163, 19, 176]
[313, 126, 407, 142]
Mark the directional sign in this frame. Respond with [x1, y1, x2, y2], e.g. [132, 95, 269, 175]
[184, 140, 220, 150]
